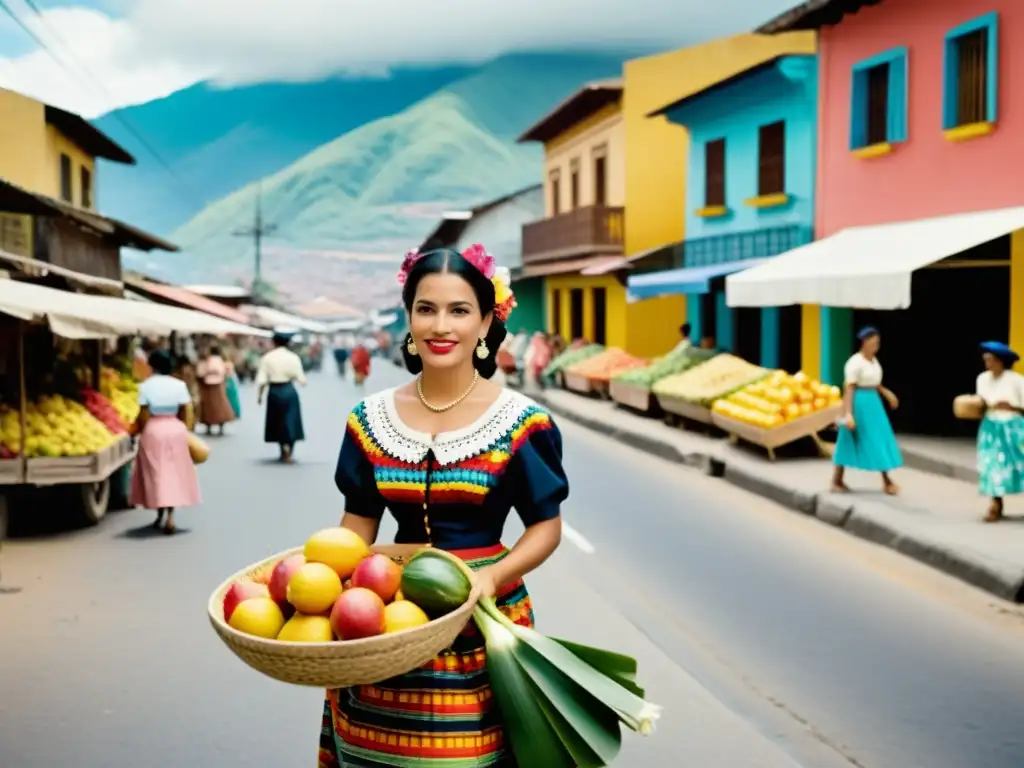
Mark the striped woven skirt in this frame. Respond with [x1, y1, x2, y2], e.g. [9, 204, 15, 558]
[318, 545, 532, 767]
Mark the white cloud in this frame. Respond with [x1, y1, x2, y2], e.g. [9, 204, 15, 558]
[0, 0, 798, 116]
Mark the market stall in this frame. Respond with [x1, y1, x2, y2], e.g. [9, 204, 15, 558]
[563, 348, 646, 398]
[541, 342, 604, 389]
[609, 347, 718, 414]
[710, 370, 843, 460]
[652, 354, 767, 428]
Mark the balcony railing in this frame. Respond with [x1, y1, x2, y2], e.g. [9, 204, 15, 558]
[521, 205, 625, 263]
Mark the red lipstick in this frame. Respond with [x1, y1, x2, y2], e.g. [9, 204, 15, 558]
[424, 339, 457, 355]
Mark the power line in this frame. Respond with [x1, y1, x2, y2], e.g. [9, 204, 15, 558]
[233, 183, 277, 283]
[0, 0, 205, 211]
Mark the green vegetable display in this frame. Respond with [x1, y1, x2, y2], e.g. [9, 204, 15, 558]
[543, 344, 605, 378]
[652, 353, 767, 407]
[613, 348, 717, 388]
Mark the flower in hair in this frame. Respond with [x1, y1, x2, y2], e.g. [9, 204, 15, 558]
[461, 243, 496, 280]
[492, 267, 516, 323]
[396, 248, 422, 285]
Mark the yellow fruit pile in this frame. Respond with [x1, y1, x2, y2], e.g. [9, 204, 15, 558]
[712, 370, 842, 429]
[100, 366, 140, 424]
[0, 394, 121, 457]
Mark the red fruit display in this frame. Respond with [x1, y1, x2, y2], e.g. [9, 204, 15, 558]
[330, 588, 386, 640]
[223, 579, 270, 622]
[81, 388, 128, 435]
[269, 554, 306, 604]
[351, 554, 402, 603]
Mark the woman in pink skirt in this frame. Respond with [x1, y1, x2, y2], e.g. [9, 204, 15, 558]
[130, 350, 201, 535]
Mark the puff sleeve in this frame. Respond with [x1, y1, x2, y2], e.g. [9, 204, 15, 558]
[510, 414, 570, 527]
[334, 413, 386, 520]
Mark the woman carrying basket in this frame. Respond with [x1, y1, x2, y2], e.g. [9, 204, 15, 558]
[130, 350, 201, 535]
[319, 244, 569, 767]
[257, 330, 307, 463]
[975, 341, 1024, 523]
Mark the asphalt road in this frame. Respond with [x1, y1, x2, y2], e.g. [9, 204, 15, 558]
[1, 361, 1023, 768]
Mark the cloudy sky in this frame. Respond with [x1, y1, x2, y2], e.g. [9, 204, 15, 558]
[0, 0, 798, 117]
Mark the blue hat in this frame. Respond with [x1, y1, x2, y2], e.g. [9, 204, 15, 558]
[856, 325, 880, 342]
[980, 341, 1019, 364]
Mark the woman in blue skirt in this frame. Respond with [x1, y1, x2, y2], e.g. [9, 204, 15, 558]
[975, 341, 1024, 522]
[831, 326, 902, 495]
[256, 329, 307, 463]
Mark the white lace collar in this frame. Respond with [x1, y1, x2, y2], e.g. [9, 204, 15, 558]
[362, 387, 537, 466]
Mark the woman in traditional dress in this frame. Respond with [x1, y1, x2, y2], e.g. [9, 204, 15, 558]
[349, 341, 371, 384]
[256, 330, 307, 463]
[975, 341, 1024, 522]
[130, 350, 201, 535]
[318, 244, 569, 768]
[196, 345, 236, 436]
[831, 326, 903, 495]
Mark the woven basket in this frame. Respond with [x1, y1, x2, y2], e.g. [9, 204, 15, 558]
[208, 544, 479, 688]
[953, 394, 985, 421]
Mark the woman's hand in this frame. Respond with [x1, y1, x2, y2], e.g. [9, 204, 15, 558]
[994, 400, 1016, 411]
[473, 566, 500, 599]
[883, 390, 899, 410]
[842, 414, 855, 430]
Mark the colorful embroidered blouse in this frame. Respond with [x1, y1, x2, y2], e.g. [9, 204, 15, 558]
[335, 388, 569, 550]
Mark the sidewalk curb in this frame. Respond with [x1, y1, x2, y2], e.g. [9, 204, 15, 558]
[532, 390, 1024, 604]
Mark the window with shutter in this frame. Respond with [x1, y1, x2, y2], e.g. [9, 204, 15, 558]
[955, 29, 988, 126]
[704, 139, 725, 207]
[850, 47, 908, 150]
[59, 154, 72, 203]
[942, 12, 999, 132]
[865, 63, 890, 146]
[757, 122, 785, 197]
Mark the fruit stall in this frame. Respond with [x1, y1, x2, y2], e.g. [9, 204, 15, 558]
[710, 371, 843, 460]
[609, 347, 718, 414]
[563, 348, 646, 398]
[652, 354, 768, 427]
[541, 342, 604, 388]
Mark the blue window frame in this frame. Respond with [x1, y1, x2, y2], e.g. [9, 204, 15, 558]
[943, 12, 999, 128]
[849, 47, 908, 149]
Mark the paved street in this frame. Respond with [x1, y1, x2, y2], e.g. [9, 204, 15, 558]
[2, 363, 1024, 768]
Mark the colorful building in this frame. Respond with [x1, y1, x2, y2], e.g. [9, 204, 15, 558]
[0, 87, 174, 286]
[626, 48, 819, 370]
[728, 0, 1024, 434]
[416, 185, 546, 334]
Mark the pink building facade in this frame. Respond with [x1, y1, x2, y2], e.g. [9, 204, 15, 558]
[813, 0, 1024, 236]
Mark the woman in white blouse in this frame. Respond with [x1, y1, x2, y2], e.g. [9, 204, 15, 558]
[975, 341, 1024, 522]
[831, 326, 903, 495]
[256, 329, 308, 463]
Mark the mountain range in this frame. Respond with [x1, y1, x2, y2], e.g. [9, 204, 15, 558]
[94, 52, 631, 306]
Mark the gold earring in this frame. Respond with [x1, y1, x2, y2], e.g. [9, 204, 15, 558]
[476, 338, 489, 359]
[406, 337, 418, 356]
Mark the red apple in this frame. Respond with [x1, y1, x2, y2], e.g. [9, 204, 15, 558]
[269, 554, 306, 604]
[351, 554, 402, 603]
[330, 588, 386, 640]
[223, 579, 270, 623]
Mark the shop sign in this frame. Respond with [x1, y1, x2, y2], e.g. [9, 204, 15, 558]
[0, 214, 33, 258]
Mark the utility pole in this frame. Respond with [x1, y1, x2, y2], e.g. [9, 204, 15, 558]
[233, 183, 277, 284]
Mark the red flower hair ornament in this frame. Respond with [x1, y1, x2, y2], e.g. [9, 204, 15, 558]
[396, 243, 516, 322]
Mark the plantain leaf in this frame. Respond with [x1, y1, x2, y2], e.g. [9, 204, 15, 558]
[515, 641, 622, 767]
[551, 638, 646, 698]
[508, 623, 661, 734]
[475, 609, 576, 768]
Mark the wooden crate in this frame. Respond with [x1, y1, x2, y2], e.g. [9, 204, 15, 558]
[0, 458, 24, 485]
[711, 405, 842, 460]
[609, 381, 655, 413]
[563, 372, 594, 394]
[25, 436, 136, 486]
[655, 394, 714, 425]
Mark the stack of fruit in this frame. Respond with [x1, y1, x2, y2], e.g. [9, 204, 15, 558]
[100, 366, 140, 425]
[712, 371, 843, 428]
[224, 528, 468, 642]
[566, 347, 646, 382]
[614, 348, 716, 388]
[653, 354, 767, 407]
[0, 395, 121, 458]
[81, 388, 128, 435]
[542, 344, 604, 378]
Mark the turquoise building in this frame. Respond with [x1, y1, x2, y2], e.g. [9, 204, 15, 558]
[627, 54, 818, 370]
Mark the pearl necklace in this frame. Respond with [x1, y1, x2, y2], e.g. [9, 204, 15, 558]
[417, 371, 480, 413]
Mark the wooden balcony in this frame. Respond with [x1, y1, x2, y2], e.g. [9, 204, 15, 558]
[521, 205, 625, 264]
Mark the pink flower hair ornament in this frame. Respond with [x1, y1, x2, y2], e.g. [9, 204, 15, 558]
[395, 243, 515, 322]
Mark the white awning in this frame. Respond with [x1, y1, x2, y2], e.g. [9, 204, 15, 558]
[726, 206, 1024, 309]
[243, 305, 330, 334]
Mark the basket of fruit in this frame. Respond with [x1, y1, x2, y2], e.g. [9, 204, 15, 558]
[208, 528, 480, 688]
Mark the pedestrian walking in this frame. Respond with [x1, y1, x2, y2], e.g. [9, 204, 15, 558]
[319, 244, 569, 767]
[975, 341, 1024, 523]
[831, 326, 902, 495]
[196, 346, 236, 436]
[349, 341, 371, 384]
[129, 350, 201, 535]
[256, 329, 307, 463]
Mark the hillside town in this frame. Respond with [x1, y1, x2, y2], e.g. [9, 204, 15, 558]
[1, 0, 1024, 767]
